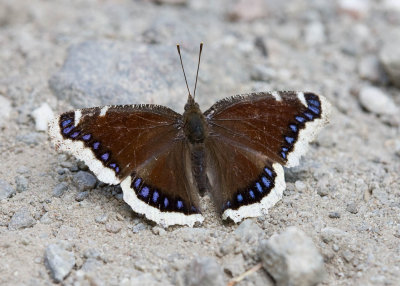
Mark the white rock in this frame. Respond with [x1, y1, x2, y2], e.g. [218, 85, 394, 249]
[338, 0, 370, 18]
[0, 95, 12, 128]
[304, 22, 326, 46]
[258, 226, 325, 286]
[359, 86, 398, 115]
[358, 56, 387, 84]
[383, 0, 400, 11]
[31, 103, 54, 132]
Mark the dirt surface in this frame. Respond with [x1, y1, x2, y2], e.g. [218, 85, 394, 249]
[0, 0, 399, 285]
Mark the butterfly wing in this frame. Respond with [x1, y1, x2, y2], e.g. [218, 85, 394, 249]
[204, 91, 331, 222]
[49, 105, 203, 227]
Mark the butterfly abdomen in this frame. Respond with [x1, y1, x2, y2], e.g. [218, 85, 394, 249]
[190, 143, 208, 195]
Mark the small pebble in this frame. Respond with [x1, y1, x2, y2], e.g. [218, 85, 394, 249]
[295, 180, 307, 192]
[346, 203, 358, 214]
[15, 175, 28, 193]
[95, 214, 108, 224]
[182, 257, 224, 286]
[380, 38, 400, 88]
[328, 212, 341, 219]
[44, 243, 75, 282]
[359, 86, 398, 115]
[342, 250, 354, 263]
[152, 226, 166, 236]
[31, 103, 54, 132]
[75, 191, 89, 202]
[332, 244, 340, 252]
[53, 182, 68, 198]
[73, 171, 97, 191]
[0, 179, 16, 200]
[0, 95, 12, 128]
[40, 213, 52, 225]
[8, 207, 36, 230]
[105, 222, 122, 234]
[132, 223, 147, 233]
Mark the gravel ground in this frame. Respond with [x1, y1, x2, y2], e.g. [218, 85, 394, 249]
[0, 0, 399, 285]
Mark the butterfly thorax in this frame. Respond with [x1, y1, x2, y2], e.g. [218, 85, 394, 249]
[183, 99, 207, 144]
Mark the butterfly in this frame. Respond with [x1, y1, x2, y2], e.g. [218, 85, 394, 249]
[49, 43, 331, 227]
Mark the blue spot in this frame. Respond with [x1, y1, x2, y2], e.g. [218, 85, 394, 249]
[289, 124, 297, 132]
[152, 191, 159, 202]
[61, 119, 72, 127]
[109, 163, 116, 168]
[164, 198, 169, 208]
[308, 99, 320, 107]
[285, 137, 294, 144]
[308, 105, 320, 114]
[296, 116, 305, 123]
[262, 177, 271, 188]
[226, 201, 231, 208]
[101, 153, 109, 161]
[82, 134, 91, 141]
[264, 167, 273, 177]
[140, 187, 149, 198]
[191, 206, 198, 212]
[93, 142, 100, 150]
[63, 126, 74, 134]
[134, 178, 142, 189]
[177, 200, 183, 209]
[304, 112, 313, 120]
[282, 147, 288, 152]
[70, 131, 80, 138]
[256, 182, 263, 193]
[249, 190, 255, 199]
[115, 167, 120, 173]
[237, 194, 243, 202]
[281, 151, 287, 159]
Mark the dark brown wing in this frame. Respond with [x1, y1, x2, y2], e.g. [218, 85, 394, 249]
[49, 104, 203, 227]
[203, 91, 330, 222]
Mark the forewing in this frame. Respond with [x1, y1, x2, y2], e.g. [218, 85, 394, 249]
[49, 104, 183, 185]
[204, 91, 330, 167]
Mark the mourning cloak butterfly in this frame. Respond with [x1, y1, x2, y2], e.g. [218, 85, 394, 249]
[49, 43, 331, 227]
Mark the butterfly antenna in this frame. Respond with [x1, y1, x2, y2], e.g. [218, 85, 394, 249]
[193, 42, 203, 99]
[177, 44, 191, 97]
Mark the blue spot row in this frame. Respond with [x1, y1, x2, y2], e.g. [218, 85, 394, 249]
[223, 166, 275, 211]
[131, 176, 198, 214]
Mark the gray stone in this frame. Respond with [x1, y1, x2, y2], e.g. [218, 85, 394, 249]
[346, 203, 359, 214]
[359, 86, 398, 115]
[53, 182, 68, 198]
[40, 213, 52, 225]
[15, 175, 28, 193]
[328, 212, 341, 219]
[81, 258, 103, 272]
[16, 132, 43, 145]
[0, 95, 12, 128]
[320, 227, 348, 243]
[48, 42, 193, 110]
[250, 64, 276, 82]
[44, 244, 75, 282]
[121, 273, 165, 286]
[95, 213, 108, 224]
[380, 39, 400, 87]
[295, 180, 307, 192]
[358, 55, 388, 84]
[8, 207, 36, 230]
[219, 236, 238, 256]
[105, 222, 122, 234]
[75, 191, 89, 202]
[258, 227, 325, 286]
[223, 254, 245, 277]
[132, 223, 147, 233]
[72, 171, 97, 191]
[234, 219, 264, 243]
[183, 257, 224, 286]
[0, 179, 16, 200]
